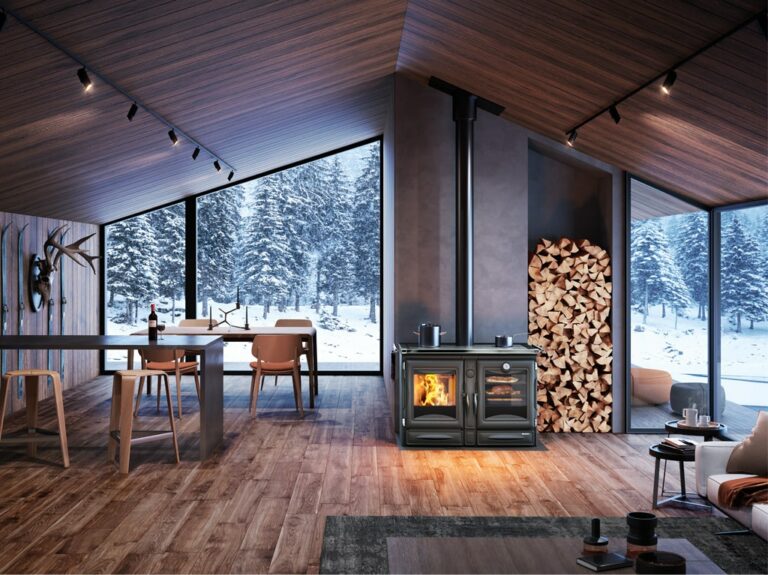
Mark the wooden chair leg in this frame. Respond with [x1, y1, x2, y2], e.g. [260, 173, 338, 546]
[175, 367, 182, 419]
[193, 371, 200, 403]
[118, 376, 135, 474]
[24, 375, 40, 459]
[108, 375, 121, 463]
[292, 366, 303, 418]
[157, 374, 162, 412]
[274, 375, 278, 387]
[251, 368, 262, 415]
[260, 374, 266, 390]
[51, 373, 70, 468]
[0, 375, 11, 439]
[162, 375, 180, 464]
[134, 375, 146, 416]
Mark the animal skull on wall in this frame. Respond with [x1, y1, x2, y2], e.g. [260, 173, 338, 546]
[29, 225, 98, 311]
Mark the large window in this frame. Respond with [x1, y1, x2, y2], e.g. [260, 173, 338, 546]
[196, 141, 381, 370]
[628, 179, 709, 429]
[719, 204, 768, 436]
[102, 140, 381, 372]
[105, 202, 186, 369]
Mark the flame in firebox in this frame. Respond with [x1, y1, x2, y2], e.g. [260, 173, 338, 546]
[414, 373, 454, 407]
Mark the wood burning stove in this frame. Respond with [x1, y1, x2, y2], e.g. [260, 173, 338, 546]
[396, 344, 538, 447]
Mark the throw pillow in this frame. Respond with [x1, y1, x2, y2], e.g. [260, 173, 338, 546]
[727, 411, 768, 476]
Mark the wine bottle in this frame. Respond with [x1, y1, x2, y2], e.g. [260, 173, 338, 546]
[148, 304, 158, 341]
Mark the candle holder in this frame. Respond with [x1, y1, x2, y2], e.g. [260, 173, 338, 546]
[216, 302, 250, 330]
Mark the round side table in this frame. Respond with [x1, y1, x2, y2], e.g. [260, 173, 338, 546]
[664, 420, 727, 441]
[648, 444, 709, 509]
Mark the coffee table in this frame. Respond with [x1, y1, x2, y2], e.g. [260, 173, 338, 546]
[665, 420, 727, 441]
[386, 537, 723, 574]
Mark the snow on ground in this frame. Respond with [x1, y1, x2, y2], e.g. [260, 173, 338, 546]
[105, 298, 380, 371]
[631, 305, 768, 407]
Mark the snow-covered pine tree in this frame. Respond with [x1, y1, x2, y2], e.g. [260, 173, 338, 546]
[106, 214, 159, 324]
[674, 211, 709, 320]
[721, 215, 768, 332]
[279, 168, 312, 312]
[198, 185, 244, 313]
[318, 155, 354, 317]
[630, 218, 690, 323]
[351, 143, 381, 322]
[150, 203, 185, 320]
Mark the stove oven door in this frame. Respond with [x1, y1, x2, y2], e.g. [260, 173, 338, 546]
[475, 360, 534, 445]
[403, 360, 464, 445]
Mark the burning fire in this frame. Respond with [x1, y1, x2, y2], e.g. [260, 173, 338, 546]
[414, 373, 455, 407]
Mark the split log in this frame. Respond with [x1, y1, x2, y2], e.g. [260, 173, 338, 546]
[528, 237, 613, 433]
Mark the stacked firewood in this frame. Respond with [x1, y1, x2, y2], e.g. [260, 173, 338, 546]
[528, 238, 613, 432]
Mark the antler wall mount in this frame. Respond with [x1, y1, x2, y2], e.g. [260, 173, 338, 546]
[29, 226, 98, 312]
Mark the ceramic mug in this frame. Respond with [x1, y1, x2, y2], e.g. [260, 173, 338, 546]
[683, 408, 698, 426]
[698, 415, 711, 427]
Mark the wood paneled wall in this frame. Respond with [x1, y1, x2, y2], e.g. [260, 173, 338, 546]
[0, 211, 99, 417]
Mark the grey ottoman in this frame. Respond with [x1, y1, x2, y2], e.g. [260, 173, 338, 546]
[670, 382, 725, 418]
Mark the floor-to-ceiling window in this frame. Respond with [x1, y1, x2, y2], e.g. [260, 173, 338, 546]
[719, 203, 768, 436]
[628, 179, 709, 429]
[196, 140, 381, 370]
[104, 202, 186, 369]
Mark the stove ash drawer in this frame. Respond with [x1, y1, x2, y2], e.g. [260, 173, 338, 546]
[477, 430, 535, 447]
[405, 430, 463, 446]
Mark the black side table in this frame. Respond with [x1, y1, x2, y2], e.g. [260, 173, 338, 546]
[664, 420, 727, 441]
[648, 444, 710, 509]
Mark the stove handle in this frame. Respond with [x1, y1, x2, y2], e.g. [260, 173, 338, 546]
[473, 393, 478, 415]
[464, 393, 470, 414]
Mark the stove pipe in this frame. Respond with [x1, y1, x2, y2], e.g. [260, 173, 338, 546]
[453, 92, 477, 347]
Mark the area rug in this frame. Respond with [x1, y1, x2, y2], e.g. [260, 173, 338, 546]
[320, 516, 768, 574]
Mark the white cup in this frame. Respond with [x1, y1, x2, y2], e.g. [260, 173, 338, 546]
[698, 415, 711, 427]
[683, 408, 698, 426]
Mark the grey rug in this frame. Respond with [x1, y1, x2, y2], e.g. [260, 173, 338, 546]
[320, 516, 768, 574]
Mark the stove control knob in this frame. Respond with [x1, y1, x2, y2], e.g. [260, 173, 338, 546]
[466, 369, 475, 378]
[501, 362, 511, 372]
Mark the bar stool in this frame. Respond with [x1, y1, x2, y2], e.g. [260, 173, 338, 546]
[109, 369, 180, 474]
[0, 369, 69, 468]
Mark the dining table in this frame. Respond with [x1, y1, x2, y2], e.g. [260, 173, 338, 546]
[130, 325, 319, 407]
[0, 335, 224, 460]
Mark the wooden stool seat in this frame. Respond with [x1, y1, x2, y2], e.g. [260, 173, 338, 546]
[109, 370, 180, 474]
[0, 369, 69, 468]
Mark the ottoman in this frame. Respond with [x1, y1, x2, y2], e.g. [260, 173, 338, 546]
[670, 382, 725, 418]
[631, 368, 673, 405]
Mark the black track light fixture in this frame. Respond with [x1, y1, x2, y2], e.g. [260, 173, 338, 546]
[192, 147, 200, 160]
[608, 105, 621, 124]
[214, 160, 222, 172]
[227, 170, 234, 182]
[567, 130, 578, 147]
[127, 102, 138, 121]
[168, 129, 179, 146]
[77, 67, 92, 91]
[661, 70, 677, 94]
[0, 9, 7, 32]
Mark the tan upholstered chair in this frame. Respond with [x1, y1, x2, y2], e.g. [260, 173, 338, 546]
[135, 349, 200, 418]
[264, 319, 313, 389]
[630, 367, 673, 405]
[249, 334, 303, 417]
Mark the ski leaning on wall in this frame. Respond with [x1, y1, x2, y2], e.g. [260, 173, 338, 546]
[17, 224, 28, 399]
[47, 230, 55, 378]
[59, 229, 67, 380]
[0, 223, 10, 380]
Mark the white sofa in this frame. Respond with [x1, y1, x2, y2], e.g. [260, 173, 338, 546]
[695, 441, 767, 540]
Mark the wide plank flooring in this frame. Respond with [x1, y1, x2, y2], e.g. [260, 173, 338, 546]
[0, 375, 722, 573]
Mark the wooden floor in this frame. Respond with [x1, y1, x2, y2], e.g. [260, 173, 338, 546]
[0, 375, 722, 574]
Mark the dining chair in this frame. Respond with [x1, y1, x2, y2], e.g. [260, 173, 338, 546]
[135, 349, 200, 418]
[265, 319, 313, 389]
[249, 334, 303, 417]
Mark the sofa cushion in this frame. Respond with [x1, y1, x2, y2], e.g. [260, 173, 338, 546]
[727, 411, 768, 475]
[708, 473, 757, 528]
[753, 504, 768, 541]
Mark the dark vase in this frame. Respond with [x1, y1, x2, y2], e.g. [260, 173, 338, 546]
[626, 512, 658, 558]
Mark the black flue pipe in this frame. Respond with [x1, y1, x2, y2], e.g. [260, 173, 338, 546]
[453, 92, 477, 347]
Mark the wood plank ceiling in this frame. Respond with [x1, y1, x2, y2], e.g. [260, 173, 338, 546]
[0, 0, 765, 224]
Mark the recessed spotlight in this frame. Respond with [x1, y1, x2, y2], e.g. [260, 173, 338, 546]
[227, 170, 234, 181]
[661, 70, 677, 94]
[192, 147, 200, 160]
[127, 103, 138, 121]
[168, 129, 179, 146]
[567, 130, 578, 147]
[77, 67, 92, 91]
[609, 105, 621, 124]
[214, 160, 221, 172]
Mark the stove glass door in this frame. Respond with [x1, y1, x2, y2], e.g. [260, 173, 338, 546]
[481, 363, 529, 421]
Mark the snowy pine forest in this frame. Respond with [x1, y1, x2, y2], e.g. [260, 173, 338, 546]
[106, 142, 381, 369]
[631, 205, 768, 408]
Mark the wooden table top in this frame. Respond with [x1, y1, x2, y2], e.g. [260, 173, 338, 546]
[131, 325, 316, 341]
[386, 537, 724, 574]
[0, 334, 223, 350]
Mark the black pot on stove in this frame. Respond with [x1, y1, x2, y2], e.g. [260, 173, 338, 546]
[415, 323, 444, 347]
